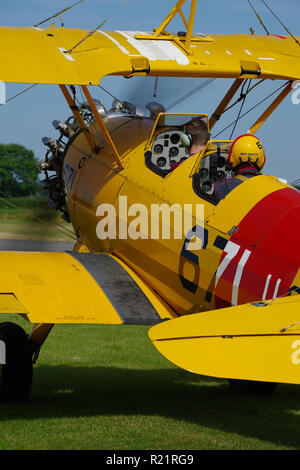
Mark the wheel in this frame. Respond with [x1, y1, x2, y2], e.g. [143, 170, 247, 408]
[0, 322, 33, 401]
[228, 379, 276, 395]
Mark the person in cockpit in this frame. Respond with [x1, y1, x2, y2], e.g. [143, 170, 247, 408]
[170, 117, 209, 171]
[213, 134, 265, 202]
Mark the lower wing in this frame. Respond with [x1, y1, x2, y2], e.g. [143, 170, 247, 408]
[0, 251, 175, 325]
[149, 295, 300, 385]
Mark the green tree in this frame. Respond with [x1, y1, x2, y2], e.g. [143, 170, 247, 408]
[0, 143, 40, 197]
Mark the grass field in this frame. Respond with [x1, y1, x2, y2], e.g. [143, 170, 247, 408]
[0, 197, 75, 241]
[0, 314, 300, 450]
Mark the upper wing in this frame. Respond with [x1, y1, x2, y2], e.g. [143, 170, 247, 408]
[149, 294, 300, 385]
[0, 251, 175, 325]
[1, 27, 300, 84]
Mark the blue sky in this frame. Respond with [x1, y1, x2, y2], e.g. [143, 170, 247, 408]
[1, 0, 300, 182]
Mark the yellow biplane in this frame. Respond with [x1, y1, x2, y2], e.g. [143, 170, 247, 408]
[0, 0, 300, 400]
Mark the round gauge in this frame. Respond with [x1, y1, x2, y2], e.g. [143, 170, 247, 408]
[202, 181, 212, 193]
[169, 147, 179, 157]
[157, 157, 167, 167]
[217, 156, 226, 167]
[199, 168, 209, 178]
[170, 133, 180, 144]
[153, 144, 163, 154]
[216, 170, 225, 180]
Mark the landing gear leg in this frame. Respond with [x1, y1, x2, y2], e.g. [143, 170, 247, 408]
[0, 322, 33, 401]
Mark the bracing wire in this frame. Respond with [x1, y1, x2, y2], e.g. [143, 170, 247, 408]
[65, 0, 134, 54]
[260, 0, 300, 47]
[0, 191, 77, 241]
[34, 0, 86, 27]
[213, 81, 289, 138]
[290, 177, 300, 187]
[247, 0, 270, 35]
[5, 84, 38, 104]
[224, 79, 265, 114]
[166, 78, 216, 111]
[229, 80, 252, 139]
[98, 84, 124, 104]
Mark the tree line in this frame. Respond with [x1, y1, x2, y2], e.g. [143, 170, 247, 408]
[0, 143, 41, 197]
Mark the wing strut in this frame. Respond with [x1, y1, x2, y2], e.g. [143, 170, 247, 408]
[81, 85, 124, 169]
[209, 78, 244, 129]
[152, 0, 189, 38]
[59, 84, 98, 153]
[135, 0, 213, 54]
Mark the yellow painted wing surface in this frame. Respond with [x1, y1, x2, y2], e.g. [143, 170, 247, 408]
[149, 295, 300, 385]
[0, 251, 174, 325]
[1, 28, 300, 84]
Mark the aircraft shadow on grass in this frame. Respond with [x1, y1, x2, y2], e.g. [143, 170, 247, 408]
[2, 365, 300, 449]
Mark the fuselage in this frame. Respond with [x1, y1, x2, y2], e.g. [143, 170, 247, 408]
[62, 113, 300, 315]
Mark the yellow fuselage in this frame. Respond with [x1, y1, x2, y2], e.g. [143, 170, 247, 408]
[63, 115, 300, 316]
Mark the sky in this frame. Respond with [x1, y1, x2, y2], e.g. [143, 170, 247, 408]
[1, 0, 300, 182]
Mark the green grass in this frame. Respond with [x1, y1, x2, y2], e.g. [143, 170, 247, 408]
[0, 197, 75, 241]
[0, 314, 300, 450]
[0, 220, 74, 241]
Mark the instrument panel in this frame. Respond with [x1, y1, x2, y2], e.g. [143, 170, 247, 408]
[194, 147, 232, 198]
[148, 129, 189, 173]
[146, 132, 232, 201]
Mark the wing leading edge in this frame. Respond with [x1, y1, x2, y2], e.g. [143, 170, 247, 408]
[0, 251, 175, 325]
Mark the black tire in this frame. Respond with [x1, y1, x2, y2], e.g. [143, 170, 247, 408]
[0, 322, 33, 401]
[228, 379, 276, 395]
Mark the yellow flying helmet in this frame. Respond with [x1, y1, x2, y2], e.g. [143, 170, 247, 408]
[228, 134, 266, 170]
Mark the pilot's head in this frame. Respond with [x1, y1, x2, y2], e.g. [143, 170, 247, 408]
[180, 118, 209, 155]
[228, 134, 266, 171]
